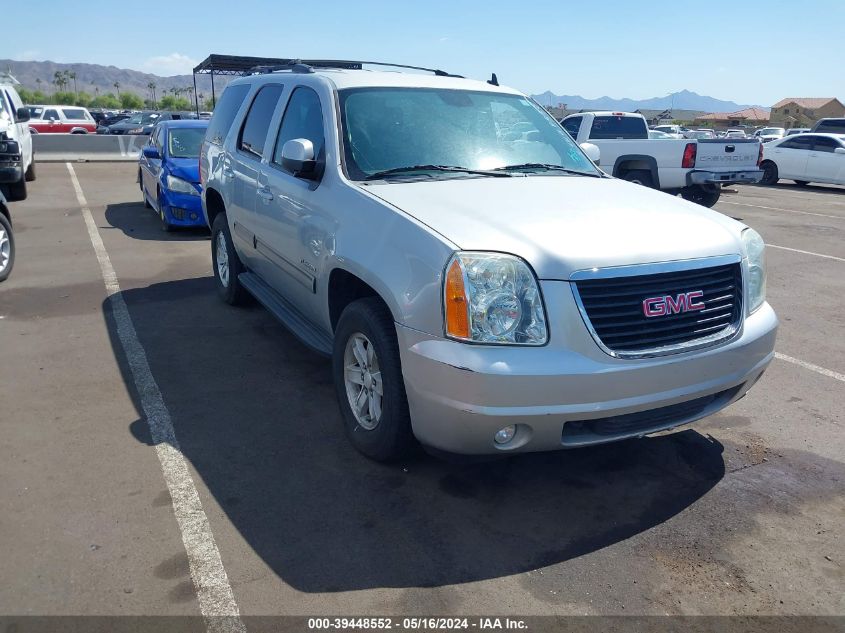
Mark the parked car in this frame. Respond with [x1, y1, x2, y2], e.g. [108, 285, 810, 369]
[725, 129, 747, 139]
[0, 189, 13, 281]
[0, 82, 35, 201]
[785, 128, 811, 136]
[653, 124, 688, 138]
[95, 113, 130, 133]
[810, 118, 845, 134]
[687, 130, 716, 139]
[754, 127, 785, 143]
[26, 105, 97, 134]
[139, 119, 209, 231]
[561, 111, 762, 207]
[760, 133, 845, 187]
[200, 63, 777, 461]
[648, 129, 676, 139]
[105, 111, 197, 135]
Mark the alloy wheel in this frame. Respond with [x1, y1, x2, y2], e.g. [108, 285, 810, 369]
[343, 332, 383, 430]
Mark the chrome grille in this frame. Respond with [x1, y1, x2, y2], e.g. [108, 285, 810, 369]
[573, 259, 743, 357]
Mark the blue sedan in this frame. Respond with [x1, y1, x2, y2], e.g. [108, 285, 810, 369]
[138, 119, 208, 231]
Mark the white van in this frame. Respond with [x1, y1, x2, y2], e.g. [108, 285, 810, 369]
[0, 78, 35, 201]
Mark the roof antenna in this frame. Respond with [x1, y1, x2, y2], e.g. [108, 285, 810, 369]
[487, 73, 499, 86]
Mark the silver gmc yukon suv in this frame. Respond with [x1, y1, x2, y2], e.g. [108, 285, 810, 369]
[199, 60, 778, 461]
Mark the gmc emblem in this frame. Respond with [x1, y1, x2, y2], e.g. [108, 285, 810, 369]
[643, 291, 705, 318]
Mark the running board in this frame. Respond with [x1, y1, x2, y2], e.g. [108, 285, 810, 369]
[238, 272, 333, 356]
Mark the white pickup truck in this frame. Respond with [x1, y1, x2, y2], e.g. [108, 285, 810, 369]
[562, 112, 762, 207]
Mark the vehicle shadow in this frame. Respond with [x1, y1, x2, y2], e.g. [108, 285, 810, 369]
[108, 276, 727, 592]
[104, 202, 210, 242]
[750, 182, 845, 196]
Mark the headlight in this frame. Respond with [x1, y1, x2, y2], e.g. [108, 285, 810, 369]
[444, 252, 548, 345]
[166, 175, 199, 196]
[742, 228, 766, 314]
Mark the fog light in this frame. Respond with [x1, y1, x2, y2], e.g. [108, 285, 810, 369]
[494, 424, 516, 445]
[190, 212, 198, 220]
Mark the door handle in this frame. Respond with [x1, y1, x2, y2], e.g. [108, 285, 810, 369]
[257, 187, 274, 203]
[222, 166, 235, 178]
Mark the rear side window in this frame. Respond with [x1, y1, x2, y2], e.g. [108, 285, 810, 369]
[779, 136, 814, 150]
[205, 83, 250, 146]
[562, 116, 582, 139]
[62, 108, 87, 120]
[810, 136, 841, 153]
[589, 116, 648, 140]
[814, 119, 845, 134]
[238, 84, 284, 158]
[273, 87, 325, 169]
[43, 109, 60, 120]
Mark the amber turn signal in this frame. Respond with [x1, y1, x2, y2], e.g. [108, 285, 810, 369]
[444, 258, 470, 339]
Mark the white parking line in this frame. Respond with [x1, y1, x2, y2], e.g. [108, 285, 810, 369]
[720, 200, 843, 220]
[767, 244, 845, 262]
[776, 353, 845, 383]
[66, 163, 246, 633]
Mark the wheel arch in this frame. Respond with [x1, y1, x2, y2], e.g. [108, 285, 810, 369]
[327, 267, 398, 333]
[612, 154, 661, 188]
[204, 187, 226, 229]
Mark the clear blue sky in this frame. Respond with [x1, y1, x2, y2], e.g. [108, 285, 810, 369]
[6, 0, 843, 106]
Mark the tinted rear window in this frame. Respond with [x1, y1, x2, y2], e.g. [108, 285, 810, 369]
[814, 119, 845, 134]
[205, 84, 251, 146]
[238, 84, 284, 157]
[589, 116, 648, 139]
[62, 108, 88, 120]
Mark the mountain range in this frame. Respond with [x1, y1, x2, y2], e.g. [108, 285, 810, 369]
[531, 89, 768, 113]
[0, 59, 229, 99]
[2, 60, 766, 114]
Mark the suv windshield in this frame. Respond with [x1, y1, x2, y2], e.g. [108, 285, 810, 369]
[168, 127, 205, 158]
[339, 88, 599, 180]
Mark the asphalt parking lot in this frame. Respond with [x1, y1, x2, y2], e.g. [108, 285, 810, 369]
[0, 164, 842, 625]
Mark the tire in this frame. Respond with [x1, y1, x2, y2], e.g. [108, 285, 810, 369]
[160, 208, 174, 232]
[0, 213, 14, 282]
[140, 172, 152, 208]
[6, 175, 27, 202]
[25, 155, 36, 182]
[622, 169, 654, 188]
[760, 160, 779, 186]
[794, 180, 809, 186]
[211, 213, 250, 305]
[332, 297, 414, 462]
[681, 185, 721, 208]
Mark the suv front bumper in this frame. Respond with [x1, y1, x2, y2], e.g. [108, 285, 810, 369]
[397, 292, 777, 455]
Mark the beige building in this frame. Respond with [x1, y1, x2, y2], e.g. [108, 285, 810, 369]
[769, 98, 845, 129]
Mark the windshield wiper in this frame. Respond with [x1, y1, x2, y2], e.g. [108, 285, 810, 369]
[494, 163, 602, 177]
[364, 164, 512, 180]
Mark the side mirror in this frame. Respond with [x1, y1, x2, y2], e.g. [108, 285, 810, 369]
[280, 138, 317, 178]
[142, 146, 161, 159]
[15, 107, 30, 123]
[580, 142, 601, 165]
[834, 147, 845, 155]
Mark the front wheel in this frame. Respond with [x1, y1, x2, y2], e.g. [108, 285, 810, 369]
[681, 185, 721, 208]
[0, 213, 15, 282]
[25, 155, 36, 182]
[760, 160, 779, 186]
[5, 175, 27, 202]
[332, 298, 414, 461]
[211, 213, 249, 305]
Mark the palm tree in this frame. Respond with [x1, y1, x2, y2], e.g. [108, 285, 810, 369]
[113, 81, 120, 97]
[147, 81, 157, 108]
[68, 71, 78, 96]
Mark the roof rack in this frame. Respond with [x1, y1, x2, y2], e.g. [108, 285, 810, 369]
[247, 59, 464, 78]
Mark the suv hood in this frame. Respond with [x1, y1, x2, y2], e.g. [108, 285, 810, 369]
[364, 176, 745, 280]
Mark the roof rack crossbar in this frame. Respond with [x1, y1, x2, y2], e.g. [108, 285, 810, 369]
[247, 59, 463, 78]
